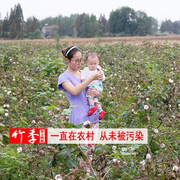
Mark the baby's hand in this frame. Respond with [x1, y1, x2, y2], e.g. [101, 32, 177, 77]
[87, 87, 101, 98]
[92, 71, 103, 81]
[81, 78, 85, 82]
[97, 65, 101, 71]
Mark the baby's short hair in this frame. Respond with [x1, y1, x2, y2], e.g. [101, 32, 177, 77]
[86, 52, 99, 60]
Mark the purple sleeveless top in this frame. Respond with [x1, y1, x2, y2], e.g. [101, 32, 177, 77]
[58, 71, 99, 126]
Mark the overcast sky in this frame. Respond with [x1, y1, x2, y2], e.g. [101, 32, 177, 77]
[0, 0, 180, 23]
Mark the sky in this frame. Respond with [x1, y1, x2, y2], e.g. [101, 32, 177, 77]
[0, 0, 180, 23]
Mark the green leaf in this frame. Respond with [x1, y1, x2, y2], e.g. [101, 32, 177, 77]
[130, 144, 141, 151]
[0, 123, 5, 132]
[58, 156, 64, 163]
[57, 144, 66, 149]
[65, 158, 72, 168]
[77, 123, 83, 128]
[69, 158, 78, 168]
[11, 97, 17, 101]
[65, 158, 78, 168]
[0, 142, 4, 153]
[0, 93, 4, 100]
[79, 144, 88, 150]
[62, 106, 76, 116]
[150, 141, 159, 154]
[41, 106, 48, 110]
[47, 105, 56, 110]
[47, 160, 53, 167]
[0, 107, 4, 114]
[43, 112, 48, 118]
[68, 123, 79, 128]
[3, 134, 9, 145]
[60, 150, 71, 158]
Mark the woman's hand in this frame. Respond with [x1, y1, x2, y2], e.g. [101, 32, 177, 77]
[87, 88, 101, 98]
[92, 71, 103, 81]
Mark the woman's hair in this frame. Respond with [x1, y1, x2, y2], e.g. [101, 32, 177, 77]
[86, 52, 99, 61]
[62, 46, 81, 60]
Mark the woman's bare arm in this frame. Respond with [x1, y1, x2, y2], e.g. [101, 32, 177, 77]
[62, 71, 103, 96]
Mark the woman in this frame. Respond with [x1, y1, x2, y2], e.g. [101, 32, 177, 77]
[58, 46, 103, 127]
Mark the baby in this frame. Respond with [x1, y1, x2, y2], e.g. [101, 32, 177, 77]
[81, 52, 106, 121]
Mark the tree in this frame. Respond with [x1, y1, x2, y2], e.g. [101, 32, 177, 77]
[61, 14, 77, 37]
[173, 21, 180, 34]
[80, 14, 92, 37]
[149, 17, 158, 34]
[71, 24, 78, 37]
[14, 4, 24, 38]
[25, 16, 41, 39]
[40, 16, 58, 27]
[135, 11, 154, 36]
[109, 7, 137, 36]
[76, 13, 86, 37]
[98, 14, 108, 36]
[9, 8, 16, 39]
[2, 16, 9, 39]
[57, 17, 62, 36]
[109, 6, 158, 36]
[109, 9, 121, 34]
[0, 16, 3, 38]
[8, 4, 24, 39]
[15, 4, 24, 30]
[79, 14, 99, 38]
[160, 19, 173, 34]
[90, 14, 98, 37]
[0, 21, 2, 38]
[33, 29, 42, 39]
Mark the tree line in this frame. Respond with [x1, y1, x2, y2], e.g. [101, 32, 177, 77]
[0, 4, 180, 39]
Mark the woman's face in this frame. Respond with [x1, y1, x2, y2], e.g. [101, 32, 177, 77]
[67, 51, 83, 71]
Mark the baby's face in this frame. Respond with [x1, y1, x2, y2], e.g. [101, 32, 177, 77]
[86, 56, 99, 71]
